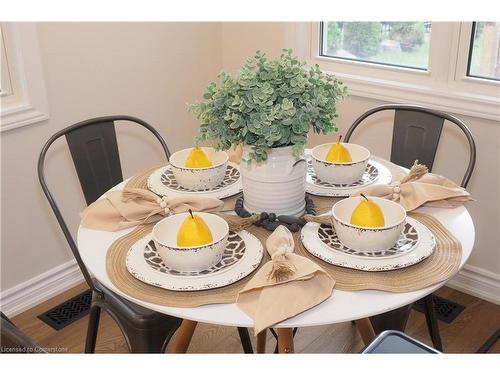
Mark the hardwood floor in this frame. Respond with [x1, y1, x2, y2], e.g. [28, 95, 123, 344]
[7, 283, 500, 353]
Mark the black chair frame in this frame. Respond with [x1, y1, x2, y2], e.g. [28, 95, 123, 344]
[344, 104, 477, 351]
[344, 103, 476, 188]
[38, 115, 183, 353]
[1, 312, 47, 353]
[38, 115, 254, 353]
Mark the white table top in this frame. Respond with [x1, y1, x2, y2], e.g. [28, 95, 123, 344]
[77, 161, 475, 328]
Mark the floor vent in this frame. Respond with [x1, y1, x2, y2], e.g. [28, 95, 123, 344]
[413, 295, 465, 324]
[37, 289, 92, 330]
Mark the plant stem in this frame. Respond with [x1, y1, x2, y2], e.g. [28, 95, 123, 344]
[188, 209, 194, 218]
[338, 135, 342, 144]
[360, 193, 369, 201]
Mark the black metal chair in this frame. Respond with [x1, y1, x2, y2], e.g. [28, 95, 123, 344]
[1, 312, 47, 353]
[38, 115, 254, 353]
[344, 104, 477, 352]
[38, 115, 182, 353]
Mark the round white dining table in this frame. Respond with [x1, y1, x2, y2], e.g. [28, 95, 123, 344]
[77, 169, 475, 330]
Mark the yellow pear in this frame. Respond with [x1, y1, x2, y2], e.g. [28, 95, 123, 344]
[185, 147, 213, 168]
[350, 194, 385, 227]
[326, 135, 352, 162]
[177, 210, 214, 247]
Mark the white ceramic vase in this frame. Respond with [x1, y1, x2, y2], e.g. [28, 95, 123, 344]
[239, 145, 307, 216]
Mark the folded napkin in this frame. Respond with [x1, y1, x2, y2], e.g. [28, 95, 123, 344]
[237, 225, 335, 335]
[358, 161, 473, 211]
[80, 187, 224, 231]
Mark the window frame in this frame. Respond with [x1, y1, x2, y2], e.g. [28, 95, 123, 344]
[0, 23, 49, 132]
[1, 26, 14, 97]
[291, 22, 500, 121]
[451, 22, 500, 96]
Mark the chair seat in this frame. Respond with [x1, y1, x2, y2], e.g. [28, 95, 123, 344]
[94, 280, 172, 329]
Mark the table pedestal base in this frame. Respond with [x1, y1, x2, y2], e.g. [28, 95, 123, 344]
[277, 328, 295, 353]
[354, 318, 376, 345]
[169, 320, 198, 353]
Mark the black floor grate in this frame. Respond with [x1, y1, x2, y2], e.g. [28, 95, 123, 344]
[413, 295, 465, 324]
[37, 289, 92, 330]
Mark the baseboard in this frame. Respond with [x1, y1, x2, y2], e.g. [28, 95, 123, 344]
[446, 264, 500, 305]
[0, 259, 84, 317]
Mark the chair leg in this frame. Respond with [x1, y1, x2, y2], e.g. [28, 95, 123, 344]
[122, 316, 183, 353]
[369, 304, 413, 333]
[476, 329, 500, 353]
[169, 320, 198, 353]
[422, 294, 443, 351]
[84, 304, 101, 353]
[237, 327, 254, 353]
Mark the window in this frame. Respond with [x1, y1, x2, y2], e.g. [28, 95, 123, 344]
[467, 22, 500, 81]
[1, 26, 13, 96]
[321, 22, 432, 70]
[0, 23, 49, 132]
[298, 22, 500, 121]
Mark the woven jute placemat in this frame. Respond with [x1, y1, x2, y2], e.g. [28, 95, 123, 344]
[104, 164, 462, 307]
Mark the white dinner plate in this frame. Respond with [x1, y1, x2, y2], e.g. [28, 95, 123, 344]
[126, 230, 263, 291]
[300, 216, 435, 271]
[147, 162, 243, 199]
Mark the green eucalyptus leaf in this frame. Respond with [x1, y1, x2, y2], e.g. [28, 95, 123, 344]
[188, 48, 347, 163]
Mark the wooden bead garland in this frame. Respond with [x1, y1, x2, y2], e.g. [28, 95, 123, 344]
[234, 196, 316, 232]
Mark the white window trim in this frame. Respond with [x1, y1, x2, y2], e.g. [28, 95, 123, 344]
[287, 22, 500, 122]
[451, 22, 500, 96]
[1, 28, 14, 97]
[1, 23, 49, 132]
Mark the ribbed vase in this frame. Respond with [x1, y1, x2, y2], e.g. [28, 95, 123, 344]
[239, 146, 307, 216]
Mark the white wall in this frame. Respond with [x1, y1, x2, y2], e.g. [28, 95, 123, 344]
[1, 22, 499, 315]
[1, 23, 223, 302]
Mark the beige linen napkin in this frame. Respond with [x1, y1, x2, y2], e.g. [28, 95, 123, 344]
[80, 187, 224, 231]
[358, 161, 473, 211]
[237, 225, 335, 335]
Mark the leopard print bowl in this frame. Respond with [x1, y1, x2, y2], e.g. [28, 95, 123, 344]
[169, 147, 228, 190]
[152, 212, 229, 272]
[311, 143, 370, 185]
[331, 196, 406, 252]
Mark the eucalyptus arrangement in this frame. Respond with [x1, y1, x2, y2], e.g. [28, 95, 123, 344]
[190, 49, 347, 163]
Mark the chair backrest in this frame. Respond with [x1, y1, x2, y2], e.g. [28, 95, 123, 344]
[344, 104, 476, 188]
[38, 115, 170, 293]
[1, 312, 46, 353]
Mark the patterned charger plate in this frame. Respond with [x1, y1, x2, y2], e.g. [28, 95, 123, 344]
[307, 160, 379, 189]
[317, 221, 419, 259]
[300, 217, 435, 272]
[144, 231, 246, 277]
[126, 230, 263, 291]
[306, 159, 392, 197]
[147, 162, 243, 199]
